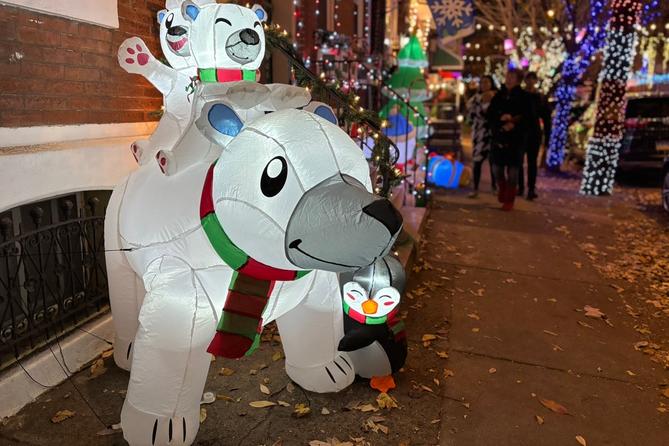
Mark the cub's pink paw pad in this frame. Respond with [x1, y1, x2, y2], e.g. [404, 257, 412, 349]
[125, 44, 149, 66]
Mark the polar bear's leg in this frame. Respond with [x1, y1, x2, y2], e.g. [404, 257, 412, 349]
[276, 272, 355, 393]
[105, 182, 144, 371]
[121, 256, 215, 446]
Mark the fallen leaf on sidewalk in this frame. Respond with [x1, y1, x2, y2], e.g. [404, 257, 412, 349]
[662, 388, 669, 399]
[488, 368, 497, 374]
[539, 397, 569, 415]
[321, 407, 331, 415]
[436, 351, 449, 359]
[277, 400, 291, 407]
[363, 415, 389, 434]
[89, 359, 107, 379]
[354, 403, 378, 412]
[584, 305, 605, 319]
[200, 407, 207, 423]
[293, 403, 311, 418]
[272, 351, 284, 362]
[577, 321, 593, 329]
[51, 409, 75, 423]
[534, 415, 544, 425]
[219, 367, 235, 376]
[444, 369, 455, 379]
[421, 385, 434, 393]
[575, 435, 587, 446]
[626, 370, 636, 376]
[543, 330, 558, 336]
[467, 313, 480, 320]
[422, 334, 437, 342]
[260, 384, 271, 395]
[376, 392, 398, 409]
[249, 400, 276, 408]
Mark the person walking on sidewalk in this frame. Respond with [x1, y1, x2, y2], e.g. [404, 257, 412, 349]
[466, 75, 497, 198]
[519, 72, 552, 200]
[487, 69, 534, 211]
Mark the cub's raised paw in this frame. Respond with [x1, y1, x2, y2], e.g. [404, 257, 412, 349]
[285, 352, 355, 394]
[121, 400, 199, 446]
[118, 37, 155, 74]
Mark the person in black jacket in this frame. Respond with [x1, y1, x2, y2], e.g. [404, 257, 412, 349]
[519, 72, 552, 200]
[487, 69, 534, 211]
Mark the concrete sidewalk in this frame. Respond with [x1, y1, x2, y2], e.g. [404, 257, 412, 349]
[2, 173, 668, 445]
[421, 175, 669, 445]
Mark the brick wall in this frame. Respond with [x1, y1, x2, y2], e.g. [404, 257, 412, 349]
[0, 1, 167, 128]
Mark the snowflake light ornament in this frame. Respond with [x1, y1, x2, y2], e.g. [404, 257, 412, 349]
[428, 0, 474, 38]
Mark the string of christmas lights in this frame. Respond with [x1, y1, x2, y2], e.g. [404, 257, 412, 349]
[580, 0, 643, 196]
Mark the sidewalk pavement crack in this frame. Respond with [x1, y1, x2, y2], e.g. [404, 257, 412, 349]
[451, 348, 647, 386]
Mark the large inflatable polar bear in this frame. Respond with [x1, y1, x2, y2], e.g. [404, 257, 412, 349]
[118, 0, 216, 166]
[107, 97, 403, 445]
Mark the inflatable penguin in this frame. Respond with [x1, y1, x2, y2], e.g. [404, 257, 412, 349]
[338, 255, 408, 378]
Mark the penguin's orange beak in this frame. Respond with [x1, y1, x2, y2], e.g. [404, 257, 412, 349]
[362, 299, 378, 315]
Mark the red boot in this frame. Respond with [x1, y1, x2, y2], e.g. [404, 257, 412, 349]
[502, 186, 516, 211]
[497, 179, 507, 203]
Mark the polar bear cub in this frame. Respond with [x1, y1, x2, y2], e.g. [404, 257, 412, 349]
[118, 0, 215, 166]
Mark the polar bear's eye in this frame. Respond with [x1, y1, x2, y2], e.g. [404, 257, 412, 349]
[166, 13, 174, 28]
[261, 156, 288, 197]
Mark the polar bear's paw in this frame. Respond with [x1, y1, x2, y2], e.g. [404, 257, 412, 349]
[130, 139, 152, 165]
[118, 37, 155, 75]
[285, 352, 355, 393]
[121, 399, 199, 446]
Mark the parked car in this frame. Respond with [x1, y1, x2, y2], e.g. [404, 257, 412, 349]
[619, 92, 669, 171]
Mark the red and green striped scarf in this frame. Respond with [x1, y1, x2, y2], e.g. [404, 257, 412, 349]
[343, 301, 406, 342]
[200, 163, 309, 358]
[199, 68, 257, 83]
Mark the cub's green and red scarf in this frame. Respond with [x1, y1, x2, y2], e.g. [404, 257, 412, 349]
[200, 163, 309, 358]
[343, 301, 406, 342]
[199, 68, 256, 83]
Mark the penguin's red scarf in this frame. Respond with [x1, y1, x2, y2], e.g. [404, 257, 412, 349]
[200, 162, 309, 358]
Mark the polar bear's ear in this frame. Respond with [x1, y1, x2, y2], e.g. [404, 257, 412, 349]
[304, 101, 338, 126]
[181, 0, 200, 21]
[196, 102, 244, 145]
[157, 9, 167, 24]
[252, 5, 268, 22]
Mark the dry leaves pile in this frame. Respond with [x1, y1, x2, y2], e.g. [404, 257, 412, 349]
[575, 194, 669, 370]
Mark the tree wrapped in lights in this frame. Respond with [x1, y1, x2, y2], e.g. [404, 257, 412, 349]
[580, 0, 643, 195]
[544, 0, 608, 170]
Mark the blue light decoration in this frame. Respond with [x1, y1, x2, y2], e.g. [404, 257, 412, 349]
[545, 0, 608, 170]
[427, 155, 465, 189]
[580, 0, 644, 195]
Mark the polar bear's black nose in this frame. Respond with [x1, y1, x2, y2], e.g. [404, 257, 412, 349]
[168, 26, 187, 36]
[240, 28, 260, 45]
[363, 200, 402, 236]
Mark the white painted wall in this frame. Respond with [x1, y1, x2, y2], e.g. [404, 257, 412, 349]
[0, 131, 147, 213]
[2, 0, 119, 28]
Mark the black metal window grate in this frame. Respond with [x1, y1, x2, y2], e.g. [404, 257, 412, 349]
[0, 191, 111, 372]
